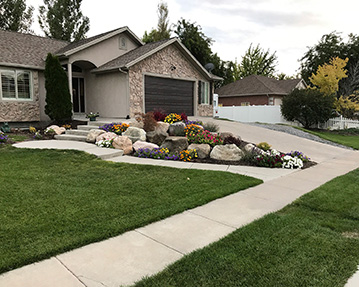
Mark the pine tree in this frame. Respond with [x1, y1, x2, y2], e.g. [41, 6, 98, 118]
[44, 53, 73, 122]
[0, 0, 34, 33]
[38, 0, 89, 42]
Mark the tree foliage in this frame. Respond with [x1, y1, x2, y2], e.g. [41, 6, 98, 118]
[235, 44, 277, 79]
[309, 57, 348, 96]
[0, 0, 34, 33]
[44, 53, 73, 121]
[38, 0, 89, 42]
[281, 89, 335, 128]
[300, 32, 359, 97]
[143, 2, 171, 43]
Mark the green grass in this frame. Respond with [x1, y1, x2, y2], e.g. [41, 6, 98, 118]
[134, 169, 359, 287]
[0, 146, 262, 274]
[294, 127, 359, 149]
[6, 134, 29, 142]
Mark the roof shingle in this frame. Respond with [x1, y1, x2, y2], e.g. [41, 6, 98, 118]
[0, 29, 68, 69]
[216, 75, 302, 96]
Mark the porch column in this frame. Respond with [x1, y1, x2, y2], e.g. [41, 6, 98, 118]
[67, 62, 73, 103]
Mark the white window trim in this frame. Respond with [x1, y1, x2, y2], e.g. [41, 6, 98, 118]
[0, 68, 33, 101]
[200, 81, 210, 105]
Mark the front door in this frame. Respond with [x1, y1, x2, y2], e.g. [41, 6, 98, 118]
[72, 77, 85, 113]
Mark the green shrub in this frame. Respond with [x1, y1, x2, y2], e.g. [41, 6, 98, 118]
[44, 53, 73, 122]
[203, 122, 219, 132]
[257, 142, 271, 151]
[281, 88, 335, 129]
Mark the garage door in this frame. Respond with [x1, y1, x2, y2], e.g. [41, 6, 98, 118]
[145, 76, 194, 116]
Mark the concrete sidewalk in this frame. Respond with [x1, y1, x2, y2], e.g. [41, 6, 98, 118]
[4, 120, 359, 287]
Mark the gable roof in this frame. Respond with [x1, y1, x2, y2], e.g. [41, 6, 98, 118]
[216, 75, 304, 97]
[93, 37, 219, 81]
[56, 26, 143, 57]
[0, 29, 68, 70]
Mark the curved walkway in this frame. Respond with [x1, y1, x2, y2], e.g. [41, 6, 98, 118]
[3, 119, 359, 287]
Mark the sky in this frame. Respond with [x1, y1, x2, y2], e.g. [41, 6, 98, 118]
[26, 0, 358, 76]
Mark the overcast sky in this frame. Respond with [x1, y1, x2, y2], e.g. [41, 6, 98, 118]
[27, 0, 358, 76]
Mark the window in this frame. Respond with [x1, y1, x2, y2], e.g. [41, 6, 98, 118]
[200, 81, 210, 104]
[1, 69, 32, 100]
[241, 102, 250, 106]
[268, 97, 274, 105]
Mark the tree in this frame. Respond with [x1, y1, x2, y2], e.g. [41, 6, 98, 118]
[309, 57, 348, 96]
[0, 0, 34, 33]
[236, 44, 277, 79]
[44, 53, 73, 121]
[143, 1, 171, 43]
[281, 89, 335, 128]
[38, 0, 89, 42]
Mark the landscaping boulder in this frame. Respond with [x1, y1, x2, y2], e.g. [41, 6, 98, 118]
[219, 132, 239, 140]
[188, 143, 211, 159]
[244, 143, 265, 155]
[128, 120, 144, 129]
[155, 121, 170, 134]
[160, 136, 188, 153]
[146, 130, 168, 146]
[113, 136, 133, 154]
[122, 127, 146, 143]
[168, 122, 186, 136]
[96, 132, 118, 143]
[210, 144, 244, 161]
[86, 129, 105, 143]
[46, 125, 66, 135]
[133, 140, 159, 151]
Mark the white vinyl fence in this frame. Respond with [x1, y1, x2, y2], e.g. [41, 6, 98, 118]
[216, 105, 359, 129]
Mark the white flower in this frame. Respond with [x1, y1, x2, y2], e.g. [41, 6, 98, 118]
[282, 156, 303, 169]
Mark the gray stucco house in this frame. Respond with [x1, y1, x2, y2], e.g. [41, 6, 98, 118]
[0, 27, 218, 123]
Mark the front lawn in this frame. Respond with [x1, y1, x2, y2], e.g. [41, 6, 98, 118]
[295, 127, 359, 149]
[0, 146, 262, 274]
[134, 168, 359, 287]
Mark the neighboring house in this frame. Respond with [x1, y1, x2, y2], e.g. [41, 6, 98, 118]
[216, 75, 306, 106]
[0, 27, 219, 123]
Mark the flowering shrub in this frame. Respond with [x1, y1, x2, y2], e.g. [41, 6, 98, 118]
[44, 128, 55, 135]
[100, 122, 129, 135]
[134, 148, 179, 160]
[179, 149, 198, 162]
[184, 120, 203, 126]
[62, 124, 72, 129]
[164, 113, 182, 124]
[29, 126, 36, 133]
[187, 130, 223, 147]
[33, 131, 43, 140]
[286, 151, 310, 162]
[153, 110, 167, 121]
[282, 155, 304, 169]
[96, 139, 113, 148]
[0, 131, 8, 144]
[184, 124, 203, 136]
[257, 142, 271, 151]
[180, 112, 188, 122]
[255, 153, 284, 168]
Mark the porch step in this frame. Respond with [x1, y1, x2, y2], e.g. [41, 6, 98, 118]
[54, 134, 87, 142]
[77, 124, 101, 131]
[66, 129, 90, 136]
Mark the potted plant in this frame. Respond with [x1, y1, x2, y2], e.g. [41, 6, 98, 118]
[86, 112, 99, 121]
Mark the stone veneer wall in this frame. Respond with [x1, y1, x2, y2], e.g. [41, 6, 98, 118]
[0, 70, 40, 122]
[128, 44, 213, 117]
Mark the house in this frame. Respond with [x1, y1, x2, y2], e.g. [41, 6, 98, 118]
[216, 75, 306, 106]
[0, 27, 218, 124]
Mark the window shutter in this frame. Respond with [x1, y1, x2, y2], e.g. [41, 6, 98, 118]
[209, 82, 213, 105]
[198, 81, 202, 105]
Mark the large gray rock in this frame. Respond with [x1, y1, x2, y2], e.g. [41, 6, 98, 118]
[160, 136, 188, 153]
[244, 143, 265, 155]
[122, 127, 146, 143]
[188, 143, 211, 159]
[146, 130, 168, 146]
[46, 125, 66, 135]
[133, 140, 159, 151]
[86, 129, 105, 143]
[210, 144, 244, 161]
[168, 122, 186, 136]
[128, 120, 144, 129]
[113, 136, 133, 154]
[155, 121, 170, 134]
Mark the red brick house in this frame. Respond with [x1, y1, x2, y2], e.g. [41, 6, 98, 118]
[216, 75, 306, 106]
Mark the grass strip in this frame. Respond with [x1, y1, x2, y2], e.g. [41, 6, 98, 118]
[0, 146, 262, 274]
[134, 168, 359, 287]
[293, 126, 359, 149]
